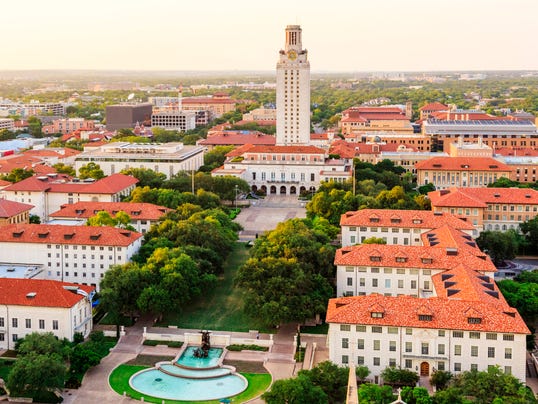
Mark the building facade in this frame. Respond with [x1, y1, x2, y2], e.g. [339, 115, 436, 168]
[105, 103, 152, 131]
[0, 279, 94, 349]
[0, 199, 33, 225]
[275, 25, 310, 145]
[151, 110, 196, 132]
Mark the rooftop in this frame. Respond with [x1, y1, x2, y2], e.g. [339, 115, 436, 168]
[50, 201, 172, 221]
[429, 187, 538, 207]
[0, 199, 34, 218]
[415, 157, 511, 171]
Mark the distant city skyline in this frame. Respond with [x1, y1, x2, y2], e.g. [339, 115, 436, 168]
[2, 0, 537, 72]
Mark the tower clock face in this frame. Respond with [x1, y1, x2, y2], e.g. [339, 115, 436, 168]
[287, 50, 297, 61]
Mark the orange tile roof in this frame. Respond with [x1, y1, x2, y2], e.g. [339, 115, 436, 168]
[415, 157, 511, 171]
[429, 187, 538, 207]
[0, 278, 94, 308]
[50, 201, 171, 221]
[341, 113, 409, 122]
[494, 147, 538, 157]
[329, 140, 412, 158]
[198, 131, 276, 146]
[0, 223, 142, 246]
[419, 102, 448, 111]
[340, 209, 475, 230]
[0, 179, 11, 187]
[335, 243, 495, 273]
[182, 97, 237, 105]
[326, 294, 529, 334]
[225, 144, 256, 157]
[0, 199, 33, 218]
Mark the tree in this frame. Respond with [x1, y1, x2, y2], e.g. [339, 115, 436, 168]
[430, 370, 453, 390]
[476, 230, 518, 265]
[1, 168, 34, 183]
[16, 332, 69, 359]
[356, 365, 371, 382]
[401, 386, 433, 404]
[200, 145, 234, 172]
[86, 210, 135, 231]
[262, 375, 328, 404]
[298, 361, 348, 403]
[381, 367, 419, 387]
[120, 167, 166, 188]
[6, 353, 66, 397]
[29, 215, 41, 224]
[53, 163, 76, 177]
[520, 216, 538, 254]
[78, 162, 105, 180]
[27, 116, 42, 137]
[357, 383, 394, 404]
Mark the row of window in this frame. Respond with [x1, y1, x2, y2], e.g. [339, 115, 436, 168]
[47, 245, 122, 252]
[349, 226, 419, 234]
[346, 277, 429, 290]
[0, 317, 58, 330]
[251, 172, 316, 182]
[344, 267, 431, 275]
[339, 324, 515, 341]
[47, 270, 104, 279]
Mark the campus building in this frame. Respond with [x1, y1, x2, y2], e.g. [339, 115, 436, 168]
[0, 223, 142, 290]
[0, 199, 33, 225]
[339, 106, 414, 136]
[0, 279, 94, 349]
[105, 103, 152, 131]
[151, 110, 196, 132]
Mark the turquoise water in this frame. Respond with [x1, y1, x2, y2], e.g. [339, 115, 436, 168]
[176, 346, 223, 368]
[159, 364, 231, 378]
[129, 369, 247, 401]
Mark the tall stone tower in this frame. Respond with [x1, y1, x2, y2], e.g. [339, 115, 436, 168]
[276, 25, 311, 146]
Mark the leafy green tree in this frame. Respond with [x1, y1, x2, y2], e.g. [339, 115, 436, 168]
[52, 163, 76, 177]
[27, 116, 42, 137]
[6, 353, 66, 397]
[381, 367, 419, 387]
[430, 370, 453, 390]
[86, 210, 135, 231]
[520, 216, 538, 254]
[357, 383, 395, 404]
[16, 332, 69, 359]
[1, 168, 34, 183]
[356, 365, 371, 382]
[488, 177, 522, 188]
[29, 215, 41, 224]
[476, 230, 518, 265]
[78, 162, 105, 180]
[401, 386, 433, 404]
[298, 361, 348, 403]
[262, 375, 328, 404]
[121, 167, 166, 188]
[418, 183, 436, 194]
[362, 237, 387, 244]
[200, 145, 234, 172]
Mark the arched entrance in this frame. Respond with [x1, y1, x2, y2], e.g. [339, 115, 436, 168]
[251, 185, 258, 192]
[270, 185, 277, 194]
[299, 186, 306, 194]
[290, 186, 297, 195]
[420, 362, 429, 376]
[280, 186, 286, 195]
[260, 185, 267, 195]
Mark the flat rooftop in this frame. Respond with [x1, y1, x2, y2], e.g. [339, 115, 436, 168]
[0, 263, 44, 279]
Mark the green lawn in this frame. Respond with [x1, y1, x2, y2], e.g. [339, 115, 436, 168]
[0, 359, 13, 381]
[158, 243, 273, 333]
[109, 364, 271, 404]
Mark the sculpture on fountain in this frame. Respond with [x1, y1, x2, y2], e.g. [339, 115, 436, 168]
[193, 330, 211, 358]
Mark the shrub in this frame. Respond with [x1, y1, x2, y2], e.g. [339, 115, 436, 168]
[226, 344, 268, 352]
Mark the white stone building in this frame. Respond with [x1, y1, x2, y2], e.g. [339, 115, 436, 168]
[0, 223, 142, 290]
[151, 110, 196, 132]
[0, 279, 95, 350]
[276, 25, 310, 146]
[340, 209, 476, 247]
[1, 173, 139, 222]
[74, 142, 205, 179]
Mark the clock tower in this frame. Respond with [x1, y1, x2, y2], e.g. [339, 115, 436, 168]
[276, 25, 311, 146]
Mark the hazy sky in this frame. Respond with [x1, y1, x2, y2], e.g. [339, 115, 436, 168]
[2, 0, 537, 72]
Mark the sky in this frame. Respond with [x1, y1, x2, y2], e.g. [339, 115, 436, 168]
[2, 0, 538, 72]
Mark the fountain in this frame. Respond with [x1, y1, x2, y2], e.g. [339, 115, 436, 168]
[193, 330, 211, 358]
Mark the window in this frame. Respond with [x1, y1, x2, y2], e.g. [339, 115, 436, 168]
[358, 339, 364, 349]
[340, 324, 351, 331]
[347, 277, 353, 286]
[356, 325, 366, 332]
[438, 344, 445, 355]
[486, 333, 497, 340]
[405, 359, 412, 369]
[389, 358, 396, 367]
[398, 280, 404, 288]
[12, 334, 18, 342]
[405, 328, 413, 335]
[389, 341, 396, 352]
[373, 357, 380, 366]
[342, 338, 349, 348]
[419, 314, 433, 321]
[0, 333, 3, 341]
[342, 355, 349, 364]
[503, 334, 514, 341]
[388, 327, 398, 334]
[405, 342, 412, 353]
[384, 279, 391, 288]
[504, 366, 512, 375]
[438, 361, 445, 371]
[0, 318, 3, 327]
[471, 364, 478, 371]
[469, 332, 480, 339]
[39, 319, 45, 329]
[52, 320, 58, 330]
[357, 356, 365, 365]
[372, 279, 378, 287]
[12, 318, 17, 328]
[25, 319, 31, 329]
[468, 317, 482, 324]
[372, 326, 382, 333]
[505, 348, 512, 359]
[454, 345, 461, 356]
[373, 340, 380, 351]
[454, 362, 461, 372]
[421, 343, 429, 355]
[438, 330, 445, 337]
[488, 347, 495, 358]
[371, 312, 383, 319]
[471, 346, 478, 357]
[453, 331, 463, 338]
[411, 280, 417, 289]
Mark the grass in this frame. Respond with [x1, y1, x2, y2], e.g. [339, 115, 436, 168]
[126, 355, 175, 366]
[300, 323, 329, 334]
[159, 243, 273, 333]
[226, 344, 268, 352]
[99, 312, 134, 326]
[143, 340, 183, 348]
[109, 364, 271, 404]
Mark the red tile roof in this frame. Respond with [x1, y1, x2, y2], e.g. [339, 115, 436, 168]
[415, 157, 511, 171]
[243, 145, 326, 154]
[429, 187, 538, 207]
[419, 102, 448, 111]
[50, 201, 171, 221]
[3, 174, 138, 194]
[0, 278, 94, 308]
[198, 131, 276, 146]
[341, 113, 409, 122]
[494, 147, 538, 157]
[335, 243, 495, 273]
[329, 140, 412, 158]
[0, 180, 12, 187]
[429, 111, 502, 121]
[340, 209, 474, 230]
[0, 223, 142, 246]
[182, 97, 236, 105]
[0, 199, 33, 218]
[233, 119, 276, 126]
[326, 294, 529, 334]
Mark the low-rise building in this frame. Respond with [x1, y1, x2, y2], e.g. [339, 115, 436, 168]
[181, 93, 237, 118]
[42, 118, 95, 135]
[74, 142, 205, 179]
[197, 131, 276, 151]
[0, 279, 95, 349]
[1, 173, 138, 222]
[415, 157, 512, 189]
[0, 118, 14, 131]
[242, 107, 277, 121]
[49, 201, 171, 233]
[0, 223, 142, 290]
[340, 209, 475, 246]
[428, 187, 538, 232]
[0, 199, 33, 224]
[105, 103, 152, 131]
[339, 107, 414, 136]
[151, 110, 196, 132]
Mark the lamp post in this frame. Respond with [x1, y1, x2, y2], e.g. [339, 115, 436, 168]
[310, 186, 315, 199]
[234, 184, 239, 209]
